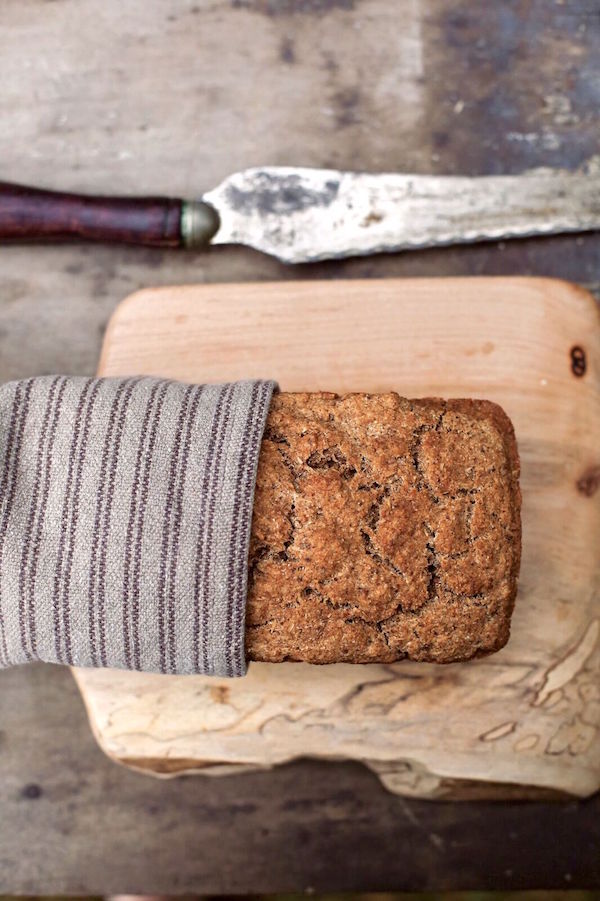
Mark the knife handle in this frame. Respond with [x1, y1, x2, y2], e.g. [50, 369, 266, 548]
[0, 181, 219, 248]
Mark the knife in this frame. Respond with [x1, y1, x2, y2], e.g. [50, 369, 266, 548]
[1, 166, 598, 264]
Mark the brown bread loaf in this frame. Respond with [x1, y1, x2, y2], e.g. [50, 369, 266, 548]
[246, 392, 521, 665]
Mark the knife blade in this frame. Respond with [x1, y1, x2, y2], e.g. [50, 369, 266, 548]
[199, 166, 600, 263]
[1, 166, 598, 263]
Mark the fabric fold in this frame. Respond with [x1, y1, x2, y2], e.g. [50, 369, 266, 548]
[0, 376, 277, 676]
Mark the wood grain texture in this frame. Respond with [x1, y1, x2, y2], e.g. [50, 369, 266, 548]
[0, 0, 599, 891]
[0, 181, 183, 247]
[3, 664, 600, 895]
[73, 276, 600, 799]
[0, 0, 598, 386]
[0, 0, 599, 387]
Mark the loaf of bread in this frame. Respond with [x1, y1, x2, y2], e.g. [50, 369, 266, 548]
[246, 392, 521, 665]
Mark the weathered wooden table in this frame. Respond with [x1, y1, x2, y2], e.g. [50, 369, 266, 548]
[0, 0, 598, 892]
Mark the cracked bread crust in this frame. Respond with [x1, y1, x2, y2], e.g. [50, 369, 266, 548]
[246, 392, 521, 665]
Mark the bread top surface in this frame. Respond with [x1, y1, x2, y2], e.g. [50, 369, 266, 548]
[247, 392, 521, 665]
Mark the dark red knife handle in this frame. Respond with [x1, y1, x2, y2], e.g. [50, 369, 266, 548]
[0, 181, 184, 247]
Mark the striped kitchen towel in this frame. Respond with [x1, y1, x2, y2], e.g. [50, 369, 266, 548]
[0, 376, 276, 676]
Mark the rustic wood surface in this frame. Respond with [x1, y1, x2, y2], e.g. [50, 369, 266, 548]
[0, 0, 599, 893]
[75, 276, 600, 800]
[2, 662, 599, 894]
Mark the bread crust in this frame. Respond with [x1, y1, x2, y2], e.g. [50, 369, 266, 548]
[246, 392, 521, 665]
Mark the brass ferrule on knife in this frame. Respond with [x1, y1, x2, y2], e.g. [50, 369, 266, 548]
[180, 200, 221, 248]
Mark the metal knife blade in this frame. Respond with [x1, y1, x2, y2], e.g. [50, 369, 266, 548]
[193, 165, 600, 263]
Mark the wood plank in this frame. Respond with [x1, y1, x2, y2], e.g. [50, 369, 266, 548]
[0, 0, 599, 388]
[74, 276, 600, 798]
[2, 663, 600, 894]
[0, 0, 600, 895]
[0, 0, 599, 891]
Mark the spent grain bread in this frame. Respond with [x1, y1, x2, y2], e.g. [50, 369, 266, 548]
[246, 392, 521, 664]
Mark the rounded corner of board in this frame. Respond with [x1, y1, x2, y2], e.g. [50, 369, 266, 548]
[109, 286, 174, 322]
[529, 276, 599, 315]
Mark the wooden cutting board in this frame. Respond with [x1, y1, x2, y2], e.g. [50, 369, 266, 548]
[73, 277, 600, 799]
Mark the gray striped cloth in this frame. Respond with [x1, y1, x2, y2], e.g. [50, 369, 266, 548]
[0, 376, 276, 677]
